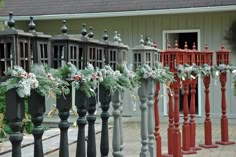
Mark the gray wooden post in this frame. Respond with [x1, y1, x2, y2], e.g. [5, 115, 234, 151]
[119, 91, 124, 153]
[138, 80, 150, 157]
[111, 90, 123, 157]
[146, 79, 155, 157]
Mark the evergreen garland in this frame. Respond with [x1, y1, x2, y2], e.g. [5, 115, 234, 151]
[117, 63, 138, 90]
[233, 74, 236, 96]
[154, 63, 175, 84]
[1, 64, 70, 98]
[98, 65, 122, 92]
[69, 63, 101, 97]
[31, 64, 70, 96]
[135, 63, 175, 84]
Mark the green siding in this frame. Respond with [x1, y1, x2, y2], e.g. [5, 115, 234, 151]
[13, 11, 236, 117]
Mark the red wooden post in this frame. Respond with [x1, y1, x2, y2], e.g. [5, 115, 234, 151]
[189, 43, 201, 150]
[163, 41, 184, 157]
[199, 44, 218, 148]
[182, 79, 196, 154]
[199, 76, 218, 148]
[173, 77, 183, 157]
[215, 44, 235, 145]
[189, 78, 201, 150]
[154, 82, 162, 157]
[163, 84, 174, 157]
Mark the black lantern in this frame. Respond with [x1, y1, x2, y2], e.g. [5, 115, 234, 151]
[28, 17, 52, 65]
[50, 20, 83, 69]
[0, 12, 33, 75]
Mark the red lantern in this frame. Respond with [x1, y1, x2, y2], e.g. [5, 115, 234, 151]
[162, 40, 186, 72]
[184, 42, 194, 65]
[201, 44, 213, 65]
[216, 44, 230, 65]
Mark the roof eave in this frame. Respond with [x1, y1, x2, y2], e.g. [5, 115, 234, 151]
[0, 5, 236, 21]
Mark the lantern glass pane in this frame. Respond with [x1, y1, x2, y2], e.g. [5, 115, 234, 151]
[25, 43, 28, 57]
[7, 43, 11, 58]
[20, 42, 24, 57]
[0, 43, 4, 58]
[44, 44, 48, 58]
[0, 62, 4, 75]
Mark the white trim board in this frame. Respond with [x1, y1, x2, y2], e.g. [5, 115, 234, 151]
[0, 5, 236, 21]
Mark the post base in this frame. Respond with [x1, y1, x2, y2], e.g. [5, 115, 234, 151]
[199, 144, 218, 148]
[182, 149, 197, 154]
[173, 131, 182, 157]
[162, 153, 173, 157]
[215, 141, 235, 145]
[190, 146, 202, 151]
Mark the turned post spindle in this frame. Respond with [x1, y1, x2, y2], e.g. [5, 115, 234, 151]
[154, 83, 162, 157]
[189, 78, 201, 150]
[28, 90, 46, 157]
[56, 88, 72, 157]
[75, 90, 88, 157]
[172, 78, 182, 157]
[182, 79, 196, 154]
[6, 88, 25, 157]
[199, 76, 218, 148]
[147, 79, 155, 157]
[163, 85, 174, 157]
[119, 91, 124, 153]
[215, 72, 235, 145]
[87, 95, 97, 157]
[99, 85, 111, 157]
[112, 90, 123, 157]
[138, 80, 150, 157]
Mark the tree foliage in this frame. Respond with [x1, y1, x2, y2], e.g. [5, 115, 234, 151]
[225, 20, 236, 52]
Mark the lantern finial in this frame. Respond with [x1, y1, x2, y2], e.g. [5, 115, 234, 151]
[184, 41, 188, 49]
[103, 29, 108, 41]
[192, 42, 196, 50]
[118, 34, 122, 43]
[81, 23, 87, 37]
[167, 42, 171, 49]
[205, 44, 208, 50]
[150, 39, 154, 47]
[113, 31, 119, 42]
[147, 37, 151, 46]
[174, 40, 178, 49]
[153, 41, 157, 48]
[8, 12, 15, 29]
[221, 43, 225, 50]
[140, 35, 144, 46]
[88, 26, 94, 38]
[28, 16, 36, 32]
[61, 20, 67, 34]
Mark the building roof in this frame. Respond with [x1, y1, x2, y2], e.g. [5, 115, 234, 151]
[0, 0, 236, 20]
